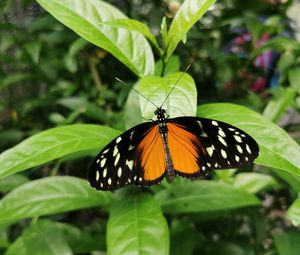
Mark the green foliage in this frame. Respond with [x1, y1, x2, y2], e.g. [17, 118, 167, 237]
[1, 0, 300, 254]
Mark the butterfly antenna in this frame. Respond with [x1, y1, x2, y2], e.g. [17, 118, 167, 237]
[160, 64, 191, 108]
[115, 77, 160, 109]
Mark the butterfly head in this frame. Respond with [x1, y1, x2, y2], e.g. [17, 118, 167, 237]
[154, 108, 167, 122]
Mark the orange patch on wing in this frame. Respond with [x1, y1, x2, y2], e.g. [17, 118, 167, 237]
[137, 126, 166, 181]
[167, 123, 201, 174]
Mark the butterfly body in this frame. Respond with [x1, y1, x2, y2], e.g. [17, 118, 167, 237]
[155, 108, 175, 183]
[89, 107, 259, 191]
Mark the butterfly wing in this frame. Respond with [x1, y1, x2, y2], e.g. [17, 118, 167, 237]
[88, 122, 166, 191]
[167, 117, 259, 178]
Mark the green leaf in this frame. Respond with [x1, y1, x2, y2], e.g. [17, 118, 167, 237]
[272, 169, 300, 193]
[288, 67, 300, 94]
[139, 72, 197, 119]
[64, 38, 88, 73]
[107, 194, 169, 255]
[160, 17, 167, 47]
[155, 181, 260, 213]
[198, 103, 300, 177]
[36, 0, 154, 77]
[287, 198, 300, 226]
[0, 124, 120, 179]
[0, 72, 31, 90]
[0, 176, 112, 225]
[234, 173, 280, 194]
[101, 19, 161, 54]
[170, 221, 197, 255]
[56, 222, 104, 253]
[263, 88, 296, 122]
[165, 0, 216, 60]
[124, 82, 142, 129]
[0, 174, 29, 192]
[5, 220, 72, 255]
[155, 55, 180, 76]
[24, 41, 42, 64]
[274, 230, 300, 255]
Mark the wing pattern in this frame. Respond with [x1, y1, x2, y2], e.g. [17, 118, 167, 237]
[168, 117, 259, 178]
[88, 122, 157, 190]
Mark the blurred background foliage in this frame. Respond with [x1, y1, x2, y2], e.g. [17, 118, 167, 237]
[1, 0, 300, 254]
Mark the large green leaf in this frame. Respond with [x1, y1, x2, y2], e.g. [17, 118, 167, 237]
[100, 19, 161, 54]
[287, 198, 300, 226]
[36, 0, 154, 77]
[56, 222, 104, 253]
[138, 72, 197, 119]
[165, 0, 216, 60]
[0, 176, 112, 225]
[0, 174, 29, 192]
[234, 173, 280, 194]
[0, 124, 120, 179]
[263, 87, 296, 122]
[155, 181, 260, 213]
[198, 103, 300, 176]
[107, 194, 169, 255]
[5, 220, 72, 255]
[274, 230, 300, 255]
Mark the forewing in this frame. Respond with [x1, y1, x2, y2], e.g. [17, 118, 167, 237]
[88, 122, 155, 191]
[135, 125, 166, 186]
[168, 117, 259, 178]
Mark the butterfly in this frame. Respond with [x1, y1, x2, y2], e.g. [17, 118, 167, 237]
[88, 106, 259, 191]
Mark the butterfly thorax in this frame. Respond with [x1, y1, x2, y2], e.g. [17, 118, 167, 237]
[155, 108, 168, 134]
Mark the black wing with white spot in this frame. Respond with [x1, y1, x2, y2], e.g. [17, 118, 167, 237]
[169, 117, 259, 178]
[88, 122, 156, 191]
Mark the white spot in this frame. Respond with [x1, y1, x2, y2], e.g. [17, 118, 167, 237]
[228, 128, 235, 131]
[96, 159, 100, 163]
[200, 131, 208, 137]
[129, 132, 134, 140]
[206, 145, 215, 156]
[221, 149, 227, 159]
[114, 153, 120, 166]
[212, 120, 218, 126]
[116, 136, 122, 143]
[235, 131, 240, 135]
[103, 148, 109, 154]
[202, 166, 206, 171]
[126, 160, 134, 170]
[96, 171, 100, 181]
[117, 167, 122, 177]
[218, 129, 226, 137]
[235, 155, 240, 162]
[236, 145, 243, 154]
[128, 178, 131, 183]
[197, 121, 203, 129]
[207, 163, 211, 167]
[214, 163, 219, 168]
[108, 178, 112, 185]
[218, 135, 227, 146]
[245, 157, 249, 162]
[100, 158, 106, 167]
[103, 168, 107, 178]
[246, 144, 252, 154]
[234, 135, 242, 143]
[113, 146, 118, 156]
[241, 134, 246, 138]
[100, 182, 103, 188]
[139, 177, 142, 182]
[129, 144, 134, 150]
[133, 175, 137, 181]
